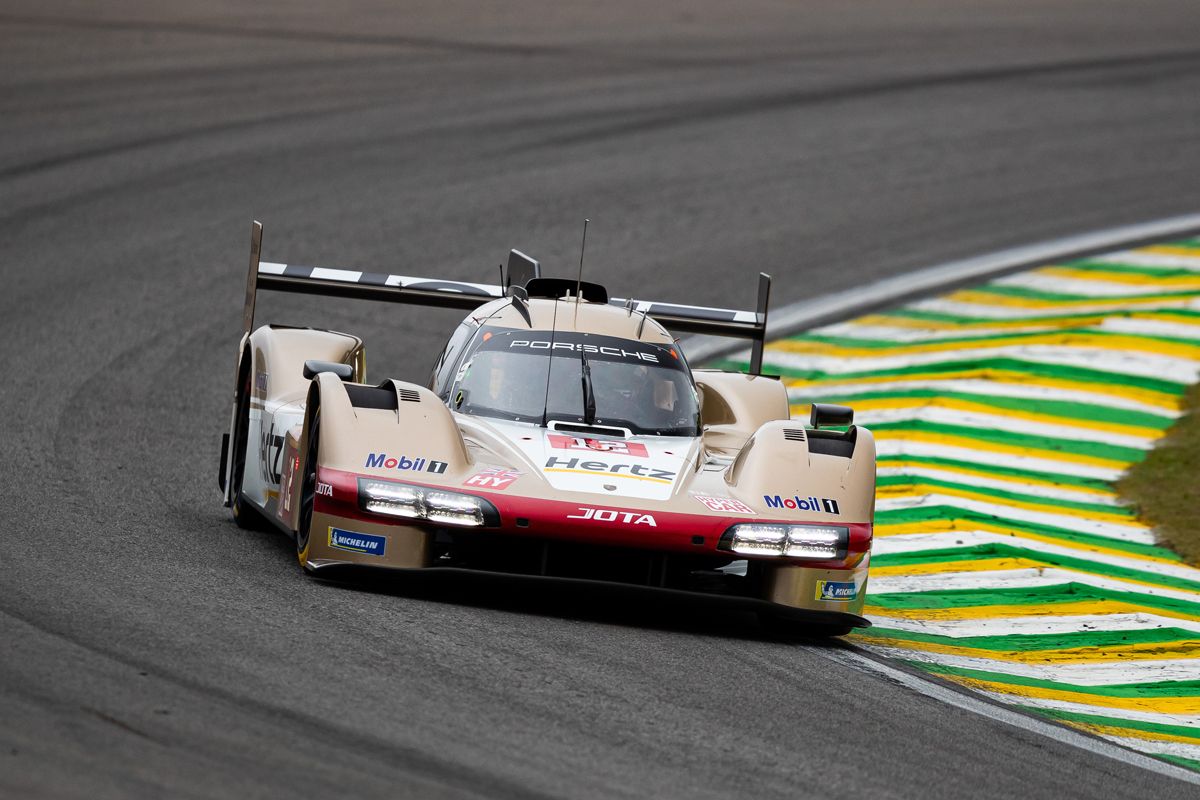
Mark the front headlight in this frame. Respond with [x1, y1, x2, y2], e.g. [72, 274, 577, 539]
[719, 523, 847, 560]
[357, 478, 498, 527]
[360, 480, 425, 519]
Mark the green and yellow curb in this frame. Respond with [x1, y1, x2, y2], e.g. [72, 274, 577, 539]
[720, 237, 1200, 769]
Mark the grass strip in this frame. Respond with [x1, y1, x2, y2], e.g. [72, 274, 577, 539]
[1119, 383, 1200, 566]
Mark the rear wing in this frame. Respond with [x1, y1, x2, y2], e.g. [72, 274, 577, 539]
[241, 220, 771, 374]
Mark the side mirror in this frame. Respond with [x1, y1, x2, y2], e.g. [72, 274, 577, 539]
[303, 360, 354, 381]
[810, 403, 853, 429]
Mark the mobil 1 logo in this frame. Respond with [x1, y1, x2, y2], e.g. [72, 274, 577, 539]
[364, 453, 448, 474]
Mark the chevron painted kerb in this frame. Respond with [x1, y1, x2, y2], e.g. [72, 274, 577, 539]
[721, 238, 1200, 773]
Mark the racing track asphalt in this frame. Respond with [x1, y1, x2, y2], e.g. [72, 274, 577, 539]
[3, 2, 1200, 797]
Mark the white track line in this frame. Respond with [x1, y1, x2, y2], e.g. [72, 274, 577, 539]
[868, 569, 1200, 603]
[993, 272, 1200, 298]
[910, 296, 1200, 320]
[875, 466, 1120, 504]
[855, 406, 1157, 448]
[874, 440, 1125, 481]
[979, 692, 1200, 729]
[765, 345, 1200, 383]
[1108, 738, 1200, 760]
[816, 322, 1064, 342]
[683, 214, 1200, 364]
[1098, 316, 1200, 340]
[864, 646, 1200, 685]
[867, 613, 1200, 638]
[1092, 250, 1200, 270]
[789, 378, 1179, 417]
[871, 533, 1195, 581]
[875, 495, 1154, 543]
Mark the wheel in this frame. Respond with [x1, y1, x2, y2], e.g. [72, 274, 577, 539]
[230, 360, 268, 530]
[758, 612, 852, 638]
[295, 408, 320, 570]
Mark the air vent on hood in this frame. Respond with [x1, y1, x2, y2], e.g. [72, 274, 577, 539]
[550, 421, 629, 438]
[783, 428, 807, 442]
[398, 388, 421, 403]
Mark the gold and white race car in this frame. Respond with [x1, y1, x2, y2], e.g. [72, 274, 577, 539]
[220, 222, 875, 634]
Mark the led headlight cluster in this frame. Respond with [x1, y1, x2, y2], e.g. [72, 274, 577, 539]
[718, 523, 848, 559]
[357, 478, 499, 527]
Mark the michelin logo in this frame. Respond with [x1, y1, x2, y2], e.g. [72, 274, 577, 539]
[328, 527, 387, 557]
[364, 453, 448, 474]
[815, 580, 857, 602]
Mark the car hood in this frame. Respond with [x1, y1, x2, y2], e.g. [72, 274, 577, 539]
[454, 415, 701, 501]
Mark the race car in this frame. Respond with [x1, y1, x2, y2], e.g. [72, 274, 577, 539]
[219, 222, 875, 634]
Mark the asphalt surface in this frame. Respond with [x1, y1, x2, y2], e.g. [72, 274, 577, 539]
[3, 2, 1200, 797]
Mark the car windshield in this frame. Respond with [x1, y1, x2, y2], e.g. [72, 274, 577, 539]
[448, 327, 699, 436]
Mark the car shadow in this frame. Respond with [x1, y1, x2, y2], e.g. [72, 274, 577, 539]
[309, 564, 854, 648]
[224, 514, 856, 647]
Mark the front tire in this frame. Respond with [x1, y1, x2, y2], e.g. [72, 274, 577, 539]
[230, 359, 268, 530]
[295, 408, 320, 570]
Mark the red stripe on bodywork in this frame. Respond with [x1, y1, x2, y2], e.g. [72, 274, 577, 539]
[315, 467, 871, 568]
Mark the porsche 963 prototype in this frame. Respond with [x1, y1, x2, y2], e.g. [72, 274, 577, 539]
[219, 222, 876, 634]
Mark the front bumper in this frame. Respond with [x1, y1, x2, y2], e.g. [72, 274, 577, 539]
[302, 467, 873, 621]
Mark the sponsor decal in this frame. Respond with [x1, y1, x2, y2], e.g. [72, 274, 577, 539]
[364, 453, 449, 474]
[544, 456, 675, 482]
[280, 453, 300, 515]
[815, 580, 857, 602]
[763, 494, 840, 515]
[259, 423, 285, 485]
[328, 527, 387, 557]
[567, 507, 657, 526]
[693, 495, 756, 515]
[509, 340, 659, 363]
[463, 467, 521, 490]
[316, 481, 333, 497]
[548, 434, 648, 458]
[255, 371, 269, 392]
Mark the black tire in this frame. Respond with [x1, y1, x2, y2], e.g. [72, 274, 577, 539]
[758, 612, 852, 638]
[230, 359, 268, 530]
[295, 408, 320, 570]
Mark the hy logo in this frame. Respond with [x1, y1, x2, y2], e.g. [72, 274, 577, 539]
[464, 468, 520, 490]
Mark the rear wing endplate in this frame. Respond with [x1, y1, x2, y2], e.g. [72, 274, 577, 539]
[240, 221, 771, 374]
